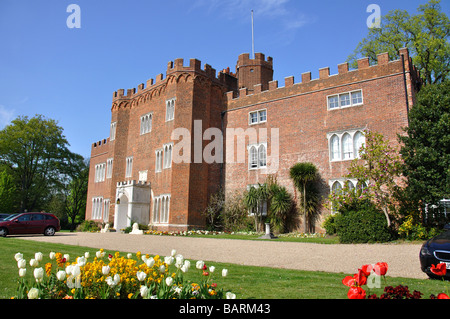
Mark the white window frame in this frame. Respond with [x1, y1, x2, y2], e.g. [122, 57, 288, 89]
[103, 199, 110, 223]
[95, 163, 106, 183]
[248, 143, 267, 170]
[92, 197, 103, 220]
[327, 89, 363, 110]
[166, 98, 176, 122]
[152, 194, 171, 224]
[140, 112, 153, 135]
[163, 143, 173, 169]
[125, 156, 133, 178]
[155, 149, 163, 173]
[106, 158, 113, 179]
[327, 130, 365, 162]
[249, 109, 267, 125]
[110, 122, 117, 141]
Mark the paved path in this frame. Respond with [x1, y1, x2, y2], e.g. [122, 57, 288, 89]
[20, 232, 427, 279]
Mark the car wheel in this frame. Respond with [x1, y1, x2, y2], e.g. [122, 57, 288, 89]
[0, 227, 8, 237]
[44, 226, 56, 236]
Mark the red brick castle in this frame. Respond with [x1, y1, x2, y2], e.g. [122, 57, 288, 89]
[85, 48, 420, 232]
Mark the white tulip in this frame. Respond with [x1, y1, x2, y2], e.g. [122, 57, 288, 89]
[164, 256, 174, 265]
[49, 252, 56, 260]
[171, 249, 177, 257]
[165, 277, 173, 287]
[76, 256, 86, 267]
[127, 253, 132, 259]
[226, 292, 236, 299]
[196, 260, 205, 270]
[209, 266, 215, 273]
[56, 270, 66, 281]
[102, 265, 110, 275]
[136, 271, 147, 282]
[65, 264, 73, 275]
[34, 267, 44, 283]
[63, 254, 70, 262]
[159, 264, 165, 273]
[19, 268, 27, 278]
[17, 258, 26, 269]
[29, 259, 38, 267]
[184, 260, 191, 270]
[222, 269, 228, 277]
[145, 258, 155, 268]
[34, 252, 43, 262]
[181, 265, 188, 273]
[14, 253, 23, 261]
[140, 285, 149, 298]
[84, 252, 90, 259]
[27, 288, 39, 299]
[72, 265, 81, 277]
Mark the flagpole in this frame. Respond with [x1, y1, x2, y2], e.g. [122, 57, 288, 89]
[251, 10, 255, 59]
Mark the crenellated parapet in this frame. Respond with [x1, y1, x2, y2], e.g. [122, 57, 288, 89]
[111, 57, 238, 106]
[226, 48, 420, 106]
[91, 138, 110, 157]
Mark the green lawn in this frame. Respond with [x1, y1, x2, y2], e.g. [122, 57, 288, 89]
[0, 237, 447, 299]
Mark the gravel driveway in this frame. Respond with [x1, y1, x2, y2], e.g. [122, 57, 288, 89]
[20, 232, 427, 279]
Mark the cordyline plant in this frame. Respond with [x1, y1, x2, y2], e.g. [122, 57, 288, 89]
[347, 130, 404, 227]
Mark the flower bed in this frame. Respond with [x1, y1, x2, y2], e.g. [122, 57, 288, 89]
[342, 261, 449, 299]
[13, 249, 234, 299]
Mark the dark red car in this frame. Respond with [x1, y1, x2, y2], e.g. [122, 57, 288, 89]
[0, 212, 61, 237]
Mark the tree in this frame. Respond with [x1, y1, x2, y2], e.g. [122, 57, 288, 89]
[268, 183, 293, 233]
[399, 80, 450, 209]
[244, 183, 269, 232]
[290, 162, 318, 233]
[63, 158, 89, 230]
[0, 168, 17, 213]
[0, 115, 83, 212]
[348, 0, 450, 85]
[347, 130, 404, 227]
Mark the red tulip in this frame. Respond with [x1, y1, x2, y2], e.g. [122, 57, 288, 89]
[437, 293, 450, 299]
[355, 269, 367, 286]
[342, 276, 355, 287]
[360, 264, 372, 276]
[347, 286, 366, 299]
[430, 263, 447, 277]
[373, 262, 388, 276]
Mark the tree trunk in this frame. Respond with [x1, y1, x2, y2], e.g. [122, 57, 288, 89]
[303, 182, 307, 234]
[382, 206, 391, 227]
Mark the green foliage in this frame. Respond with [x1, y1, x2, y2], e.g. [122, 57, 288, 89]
[268, 183, 293, 233]
[399, 80, 450, 207]
[0, 168, 17, 213]
[334, 202, 394, 243]
[322, 214, 337, 235]
[347, 130, 403, 226]
[0, 114, 84, 213]
[76, 220, 101, 232]
[290, 162, 320, 233]
[348, 0, 450, 85]
[398, 216, 439, 240]
[222, 191, 250, 232]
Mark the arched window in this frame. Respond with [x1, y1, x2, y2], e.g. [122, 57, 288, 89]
[346, 180, 355, 191]
[342, 133, 353, 159]
[249, 146, 258, 169]
[353, 131, 365, 158]
[332, 181, 342, 194]
[330, 135, 340, 161]
[258, 144, 267, 167]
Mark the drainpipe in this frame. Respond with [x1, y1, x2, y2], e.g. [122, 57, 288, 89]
[401, 54, 410, 127]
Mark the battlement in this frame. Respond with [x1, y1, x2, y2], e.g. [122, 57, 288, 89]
[237, 52, 273, 67]
[91, 138, 110, 157]
[112, 57, 238, 103]
[227, 48, 419, 103]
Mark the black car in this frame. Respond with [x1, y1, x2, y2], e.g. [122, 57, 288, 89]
[419, 224, 450, 279]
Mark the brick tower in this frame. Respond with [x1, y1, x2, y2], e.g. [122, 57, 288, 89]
[236, 52, 273, 92]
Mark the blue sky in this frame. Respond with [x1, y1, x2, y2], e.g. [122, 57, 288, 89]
[0, 0, 448, 158]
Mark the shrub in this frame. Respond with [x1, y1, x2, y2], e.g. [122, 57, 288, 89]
[76, 220, 101, 232]
[322, 214, 337, 235]
[334, 203, 393, 243]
